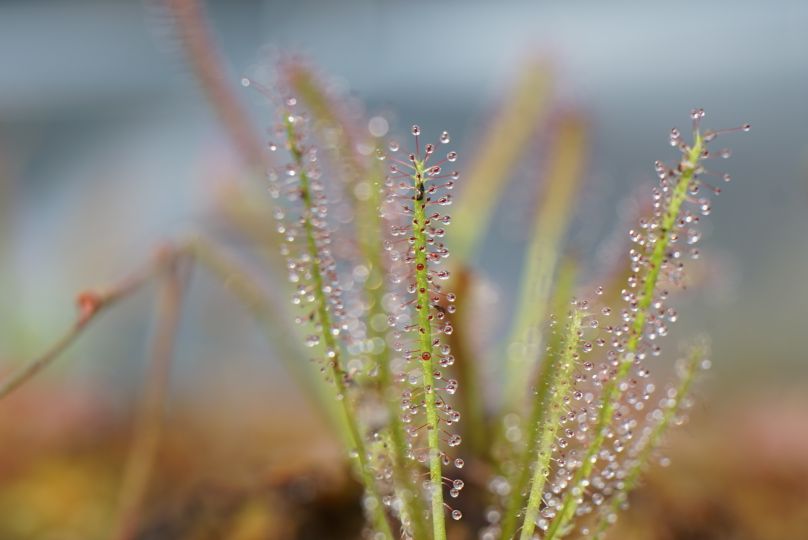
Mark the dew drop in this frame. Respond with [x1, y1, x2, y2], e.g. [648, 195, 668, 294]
[700, 200, 711, 215]
[440, 131, 451, 144]
[451, 509, 462, 521]
[412, 125, 421, 136]
[669, 128, 680, 146]
[447, 151, 458, 162]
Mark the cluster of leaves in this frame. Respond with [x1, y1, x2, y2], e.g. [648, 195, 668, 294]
[242, 60, 749, 540]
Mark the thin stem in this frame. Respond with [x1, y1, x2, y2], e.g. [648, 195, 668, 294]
[112, 256, 189, 540]
[187, 236, 348, 441]
[368, 155, 430, 538]
[0, 248, 179, 401]
[368, 157, 428, 538]
[499, 261, 576, 540]
[451, 65, 552, 264]
[371, 188, 429, 538]
[166, 0, 265, 170]
[502, 115, 586, 411]
[543, 135, 704, 540]
[412, 159, 447, 540]
[285, 117, 394, 540]
[519, 307, 583, 540]
[591, 344, 705, 540]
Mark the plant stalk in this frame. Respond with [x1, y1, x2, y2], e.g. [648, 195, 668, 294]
[286, 117, 394, 540]
[518, 307, 583, 540]
[412, 159, 447, 540]
[543, 135, 704, 540]
[113, 257, 188, 540]
[499, 261, 576, 540]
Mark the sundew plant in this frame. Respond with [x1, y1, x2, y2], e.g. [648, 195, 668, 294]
[241, 65, 750, 540]
[0, 55, 750, 540]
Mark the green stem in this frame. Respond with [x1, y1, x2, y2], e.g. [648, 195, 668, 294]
[356, 142, 427, 538]
[451, 65, 552, 264]
[543, 135, 704, 540]
[373, 290, 428, 539]
[592, 344, 705, 540]
[499, 262, 576, 540]
[412, 159, 447, 540]
[519, 307, 583, 540]
[284, 67, 429, 536]
[502, 116, 586, 412]
[367, 153, 428, 539]
[285, 117, 393, 540]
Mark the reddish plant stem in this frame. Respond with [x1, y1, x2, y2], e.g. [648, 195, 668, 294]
[112, 255, 189, 540]
[0, 246, 181, 401]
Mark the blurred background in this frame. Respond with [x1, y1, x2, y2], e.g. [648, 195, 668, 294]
[1, 0, 807, 538]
